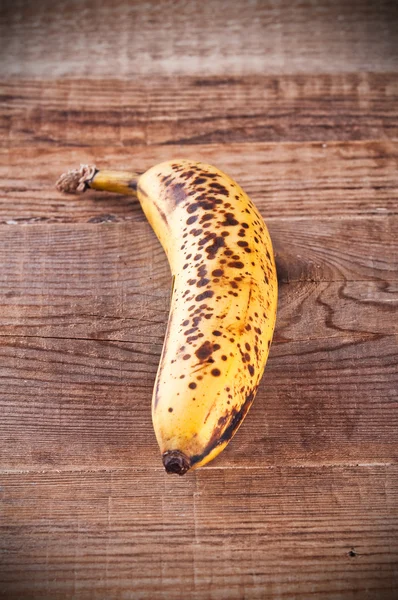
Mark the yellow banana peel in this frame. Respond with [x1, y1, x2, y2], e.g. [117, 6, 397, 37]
[56, 160, 277, 475]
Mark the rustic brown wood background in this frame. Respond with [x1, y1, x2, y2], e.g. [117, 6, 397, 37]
[1, 1, 398, 598]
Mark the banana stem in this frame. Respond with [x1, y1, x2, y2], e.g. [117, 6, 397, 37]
[56, 164, 140, 197]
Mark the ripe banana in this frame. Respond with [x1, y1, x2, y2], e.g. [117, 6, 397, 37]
[56, 160, 277, 474]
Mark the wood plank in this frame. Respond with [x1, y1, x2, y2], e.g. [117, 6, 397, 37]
[1, 217, 397, 338]
[1, 0, 397, 77]
[0, 219, 396, 470]
[1, 466, 397, 599]
[1, 219, 396, 319]
[1, 74, 397, 148]
[0, 330, 396, 471]
[1, 141, 398, 223]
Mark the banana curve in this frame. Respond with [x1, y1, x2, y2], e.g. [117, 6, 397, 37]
[136, 160, 277, 473]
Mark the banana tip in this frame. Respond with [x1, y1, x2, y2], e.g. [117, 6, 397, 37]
[162, 450, 191, 475]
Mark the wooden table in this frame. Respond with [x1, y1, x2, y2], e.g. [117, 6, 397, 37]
[1, 1, 397, 598]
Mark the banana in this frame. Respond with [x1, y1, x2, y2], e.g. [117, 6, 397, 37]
[56, 160, 277, 474]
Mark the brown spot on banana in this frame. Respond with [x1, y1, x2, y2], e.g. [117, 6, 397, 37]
[55, 159, 278, 475]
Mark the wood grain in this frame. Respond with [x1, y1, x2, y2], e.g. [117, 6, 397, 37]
[1, 74, 397, 148]
[1, 466, 397, 599]
[1, 0, 397, 77]
[1, 140, 398, 223]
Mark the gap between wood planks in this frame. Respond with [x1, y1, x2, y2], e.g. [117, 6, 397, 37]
[0, 331, 396, 345]
[1, 214, 397, 225]
[0, 462, 395, 475]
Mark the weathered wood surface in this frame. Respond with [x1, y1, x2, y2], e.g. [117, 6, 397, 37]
[1, 323, 397, 472]
[1, 218, 397, 297]
[1, 141, 398, 222]
[1, 0, 398, 598]
[0, 220, 397, 492]
[1, 75, 398, 147]
[1, 0, 397, 76]
[1, 466, 398, 599]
